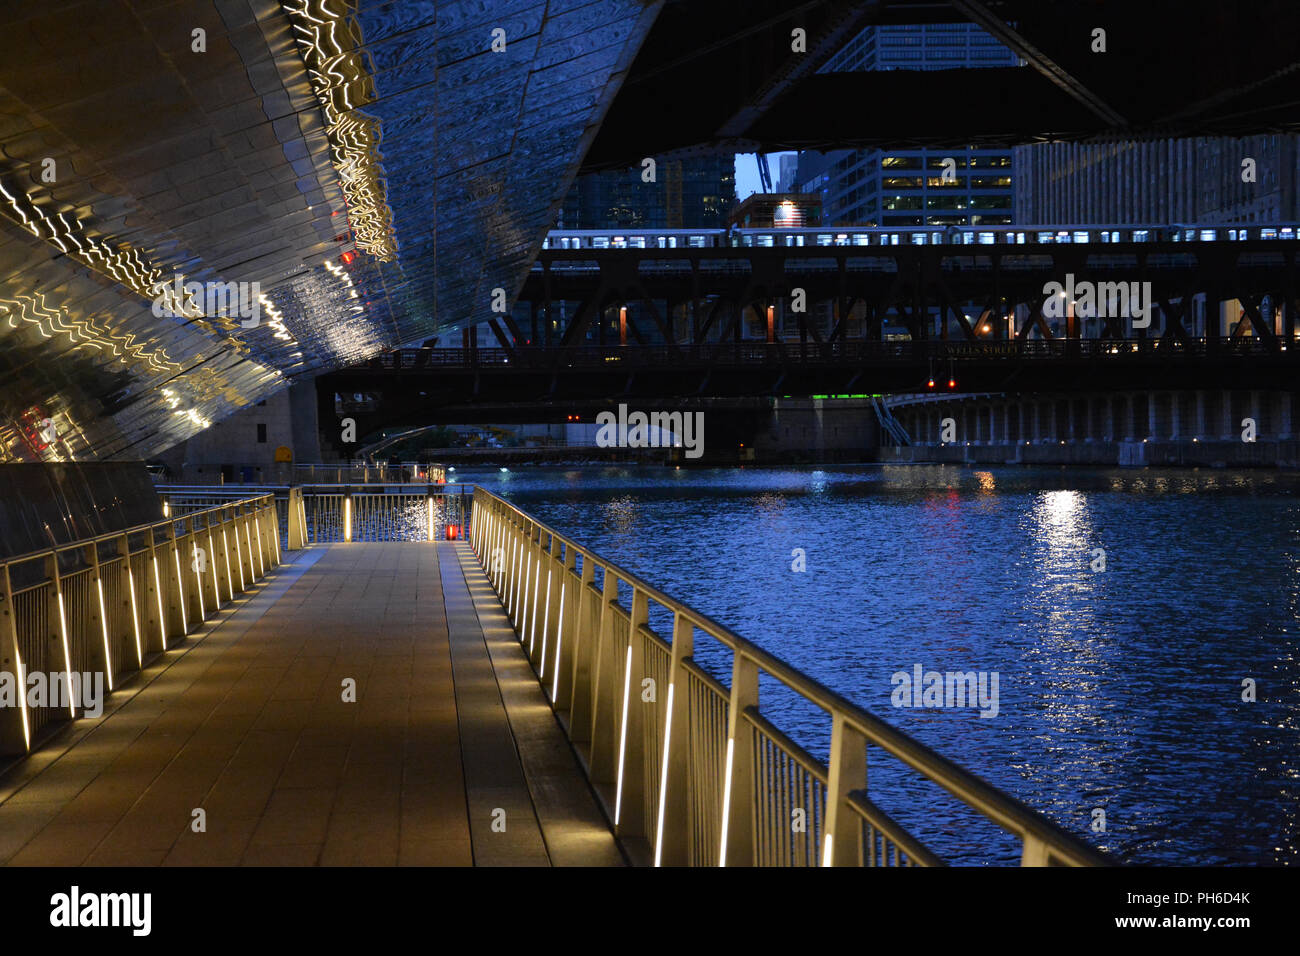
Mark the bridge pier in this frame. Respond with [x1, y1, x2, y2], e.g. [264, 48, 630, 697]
[888, 388, 1300, 468]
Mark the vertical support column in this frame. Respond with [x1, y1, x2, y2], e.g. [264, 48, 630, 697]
[1148, 392, 1159, 441]
[567, 553, 599, 747]
[615, 587, 649, 839]
[156, 522, 183, 641]
[0, 564, 32, 754]
[552, 544, 579, 710]
[45, 554, 77, 720]
[823, 713, 867, 866]
[1195, 390, 1208, 440]
[145, 528, 169, 654]
[720, 652, 758, 867]
[86, 542, 113, 691]
[588, 569, 621, 786]
[204, 515, 223, 612]
[655, 611, 694, 866]
[342, 487, 353, 543]
[1170, 391, 1182, 440]
[117, 534, 145, 669]
[539, 535, 563, 683]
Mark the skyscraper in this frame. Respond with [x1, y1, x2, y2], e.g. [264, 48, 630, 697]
[1013, 136, 1300, 223]
[796, 23, 1020, 227]
[557, 154, 735, 229]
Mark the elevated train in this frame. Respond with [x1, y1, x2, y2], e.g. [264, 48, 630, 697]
[542, 223, 1300, 251]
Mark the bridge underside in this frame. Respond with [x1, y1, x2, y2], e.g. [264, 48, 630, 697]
[0, 542, 620, 866]
[587, 0, 1300, 166]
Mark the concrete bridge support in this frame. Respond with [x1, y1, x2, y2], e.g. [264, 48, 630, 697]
[886, 389, 1300, 467]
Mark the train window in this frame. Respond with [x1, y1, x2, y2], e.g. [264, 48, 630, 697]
[851, 233, 869, 245]
[758, 234, 775, 247]
[542, 237, 551, 249]
[888, 233, 900, 245]
[1281, 227, 1295, 240]
[815, 234, 833, 246]
[1261, 228, 1278, 240]
[687, 235, 706, 247]
[742, 235, 753, 247]
[1015, 232, 1026, 244]
[1228, 229, 1239, 241]
[910, 233, 927, 245]
[1057, 231, 1071, 243]
[592, 236, 609, 248]
[629, 236, 646, 248]
[1037, 231, 1055, 243]
[1132, 229, 1149, 242]
[1199, 229, 1216, 242]
[978, 232, 995, 245]
[1073, 231, 1090, 243]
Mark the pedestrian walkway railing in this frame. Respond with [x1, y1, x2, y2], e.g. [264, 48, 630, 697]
[157, 484, 474, 545]
[0, 494, 280, 755]
[469, 487, 1106, 867]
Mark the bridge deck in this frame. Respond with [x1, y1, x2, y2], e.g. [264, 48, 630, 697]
[0, 543, 621, 867]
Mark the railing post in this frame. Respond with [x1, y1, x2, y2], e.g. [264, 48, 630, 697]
[567, 555, 599, 748]
[588, 569, 620, 787]
[552, 544, 578, 709]
[822, 712, 867, 866]
[155, 523, 185, 641]
[538, 535, 562, 686]
[144, 528, 169, 654]
[286, 486, 305, 550]
[86, 541, 114, 690]
[45, 553, 77, 720]
[527, 527, 546, 663]
[204, 517, 223, 611]
[720, 652, 758, 867]
[615, 586, 649, 838]
[655, 611, 694, 866]
[343, 486, 353, 542]
[0, 564, 32, 754]
[116, 534, 144, 665]
[1020, 835, 1051, 867]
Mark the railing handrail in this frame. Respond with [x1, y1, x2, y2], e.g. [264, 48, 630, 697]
[472, 486, 1106, 866]
[0, 493, 276, 569]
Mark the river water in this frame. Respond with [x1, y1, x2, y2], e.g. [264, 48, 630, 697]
[455, 464, 1300, 866]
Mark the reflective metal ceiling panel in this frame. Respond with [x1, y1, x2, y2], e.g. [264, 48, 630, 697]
[0, 0, 658, 462]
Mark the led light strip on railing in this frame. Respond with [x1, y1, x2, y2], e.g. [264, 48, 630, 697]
[469, 489, 1106, 868]
[0, 496, 282, 756]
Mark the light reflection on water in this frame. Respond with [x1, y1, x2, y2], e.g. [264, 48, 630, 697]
[462, 464, 1300, 866]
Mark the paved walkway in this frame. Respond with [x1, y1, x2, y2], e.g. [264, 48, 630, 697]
[0, 542, 621, 866]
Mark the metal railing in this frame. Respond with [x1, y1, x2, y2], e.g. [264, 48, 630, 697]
[358, 335, 1296, 373]
[469, 487, 1106, 867]
[158, 484, 475, 545]
[0, 494, 281, 755]
[149, 462, 447, 486]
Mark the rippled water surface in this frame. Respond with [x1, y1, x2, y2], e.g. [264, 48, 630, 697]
[456, 464, 1300, 865]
